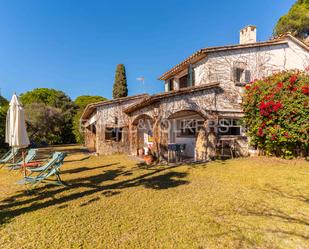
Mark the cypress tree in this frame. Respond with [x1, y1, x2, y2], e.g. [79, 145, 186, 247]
[113, 64, 128, 99]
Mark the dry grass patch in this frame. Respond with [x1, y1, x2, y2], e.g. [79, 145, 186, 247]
[0, 146, 308, 249]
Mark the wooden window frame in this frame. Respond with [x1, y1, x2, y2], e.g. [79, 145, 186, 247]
[179, 74, 189, 89]
[218, 118, 242, 136]
[105, 127, 123, 142]
[168, 78, 174, 91]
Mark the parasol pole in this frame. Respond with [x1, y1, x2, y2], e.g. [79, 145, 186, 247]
[22, 149, 26, 177]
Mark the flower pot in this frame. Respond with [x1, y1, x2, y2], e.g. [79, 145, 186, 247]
[143, 155, 154, 165]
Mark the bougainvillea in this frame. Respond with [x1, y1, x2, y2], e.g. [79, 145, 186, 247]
[242, 70, 309, 158]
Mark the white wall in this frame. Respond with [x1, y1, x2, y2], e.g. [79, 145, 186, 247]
[165, 38, 309, 96]
[193, 38, 309, 88]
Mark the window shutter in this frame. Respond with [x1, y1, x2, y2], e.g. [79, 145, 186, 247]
[232, 67, 238, 82]
[245, 70, 251, 83]
[188, 64, 193, 87]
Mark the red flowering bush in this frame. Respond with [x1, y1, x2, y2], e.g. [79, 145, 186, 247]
[243, 70, 309, 158]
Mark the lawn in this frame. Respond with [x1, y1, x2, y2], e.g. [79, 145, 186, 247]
[0, 145, 308, 249]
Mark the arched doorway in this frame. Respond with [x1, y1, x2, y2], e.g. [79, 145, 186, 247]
[132, 114, 154, 156]
[167, 110, 206, 159]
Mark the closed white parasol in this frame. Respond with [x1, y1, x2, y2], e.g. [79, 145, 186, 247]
[5, 93, 30, 175]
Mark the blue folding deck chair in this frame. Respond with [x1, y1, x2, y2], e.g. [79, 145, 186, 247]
[17, 152, 68, 187]
[0, 148, 19, 167]
[7, 149, 38, 170]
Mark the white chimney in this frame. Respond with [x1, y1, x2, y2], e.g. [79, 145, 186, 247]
[240, 25, 257, 44]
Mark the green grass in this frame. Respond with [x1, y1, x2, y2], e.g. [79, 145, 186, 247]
[0, 145, 309, 249]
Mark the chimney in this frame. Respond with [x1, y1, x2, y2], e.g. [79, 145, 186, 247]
[240, 25, 257, 44]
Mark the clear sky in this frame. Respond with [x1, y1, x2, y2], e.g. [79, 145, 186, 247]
[0, 0, 295, 100]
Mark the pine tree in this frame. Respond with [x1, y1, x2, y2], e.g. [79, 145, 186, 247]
[113, 64, 128, 99]
[274, 0, 309, 39]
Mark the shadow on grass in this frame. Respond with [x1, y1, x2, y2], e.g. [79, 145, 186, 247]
[64, 155, 91, 163]
[208, 184, 309, 247]
[0, 162, 189, 225]
[61, 163, 119, 175]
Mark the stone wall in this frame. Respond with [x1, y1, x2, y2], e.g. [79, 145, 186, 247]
[96, 124, 130, 155]
[127, 88, 248, 159]
[84, 127, 96, 152]
[165, 38, 309, 94]
[85, 97, 146, 155]
[194, 40, 309, 108]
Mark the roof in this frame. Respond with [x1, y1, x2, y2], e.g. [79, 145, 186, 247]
[124, 82, 220, 114]
[81, 94, 149, 120]
[158, 34, 309, 81]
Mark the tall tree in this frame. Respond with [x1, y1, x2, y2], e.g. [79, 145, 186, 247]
[113, 64, 128, 99]
[73, 95, 107, 143]
[274, 0, 309, 39]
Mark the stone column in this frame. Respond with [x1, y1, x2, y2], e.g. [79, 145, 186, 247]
[206, 118, 217, 160]
[195, 126, 207, 161]
[152, 115, 160, 159]
[129, 122, 138, 156]
[96, 122, 105, 155]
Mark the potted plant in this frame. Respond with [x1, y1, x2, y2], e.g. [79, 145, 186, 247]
[143, 149, 154, 165]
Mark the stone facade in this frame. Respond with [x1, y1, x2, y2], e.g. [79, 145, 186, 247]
[82, 95, 148, 155]
[82, 32, 309, 160]
[164, 37, 309, 98]
[126, 86, 247, 160]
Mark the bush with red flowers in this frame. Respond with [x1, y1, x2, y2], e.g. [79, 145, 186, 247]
[243, 70, 309, 158]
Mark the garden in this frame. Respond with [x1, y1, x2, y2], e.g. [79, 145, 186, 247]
[0, 145, 308, 249]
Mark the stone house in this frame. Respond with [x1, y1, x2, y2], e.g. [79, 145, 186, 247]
[81, 26, 309, 161]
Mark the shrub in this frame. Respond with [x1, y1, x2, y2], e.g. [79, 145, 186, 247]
[243, 70, 309, 158]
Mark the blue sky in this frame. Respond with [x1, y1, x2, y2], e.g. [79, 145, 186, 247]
[0, 0, 295, 101]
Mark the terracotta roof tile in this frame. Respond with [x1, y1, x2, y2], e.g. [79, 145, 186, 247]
[124, 83, 221, 114]
[81, 94, 149, 120]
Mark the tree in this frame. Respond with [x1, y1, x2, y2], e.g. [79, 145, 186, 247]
[274, 0, 309, 39]
[113, 64, 128, 99]
[20, 88, 76, 145]
[25, 103, 65, 144]
[0, 95, 8, 106]
[73, 95, 107, 143]
[242, 70, 309, 158]
[20, 88, 75, 110]
[0, 96, 9, 150]
[74, 95, 107, 109]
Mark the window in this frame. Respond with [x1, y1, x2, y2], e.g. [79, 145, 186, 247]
[179, 120, 204, 136]
[218, 118, 242, 136]
[180, 120, 196, 135]
[105, 127, 123, 142]
[234, 67, 251, 85]
[235, 68, 244, 83]
[179, 74, 188, 89]
[168, 78, 174, 91]
[245, 70, 251, 83]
